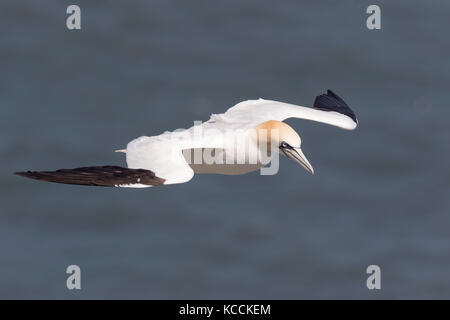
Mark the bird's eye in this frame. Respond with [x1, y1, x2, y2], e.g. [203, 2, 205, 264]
[280, 141, 288, 148]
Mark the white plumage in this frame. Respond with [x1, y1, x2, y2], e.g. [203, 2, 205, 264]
[126, 94, 357, 186]
[16, 90, 358, 188]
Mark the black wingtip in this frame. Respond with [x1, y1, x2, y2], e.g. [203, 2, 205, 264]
[14, 171, 32, 177]
[14, 166, 165, 187]
[313, 89, 357, 123]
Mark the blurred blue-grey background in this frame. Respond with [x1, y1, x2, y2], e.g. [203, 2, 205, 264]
[0, 0, 449, 299]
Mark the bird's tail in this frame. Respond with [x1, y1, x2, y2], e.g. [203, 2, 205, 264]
[15, 165, 165, 188]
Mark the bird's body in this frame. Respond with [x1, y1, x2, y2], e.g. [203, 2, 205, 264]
[16, 90, 358, 188]
[183, 149, 265, 175]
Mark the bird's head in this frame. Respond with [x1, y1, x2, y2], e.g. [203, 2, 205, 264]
[256, 120, 314, 174]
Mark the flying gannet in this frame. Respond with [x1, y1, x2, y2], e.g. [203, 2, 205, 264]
[15, 90, 358, 188]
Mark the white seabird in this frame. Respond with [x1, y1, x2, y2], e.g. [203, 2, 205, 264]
[16, 90, 358, 188]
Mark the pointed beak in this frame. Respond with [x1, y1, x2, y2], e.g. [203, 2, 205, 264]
[281, 147, 314, 175]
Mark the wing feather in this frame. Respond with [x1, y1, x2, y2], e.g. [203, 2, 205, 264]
[124, 90, 357, 185]
[15, 166, 164, 188]
[220, 90, 358, 130]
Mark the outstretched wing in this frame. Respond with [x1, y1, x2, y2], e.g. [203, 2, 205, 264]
[15, 166, 165, 188]
[126, 90, 357, 185]
[125, 122, 232, 185]
[126, 133, 195, 185]
[219, 89, 358, 130]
